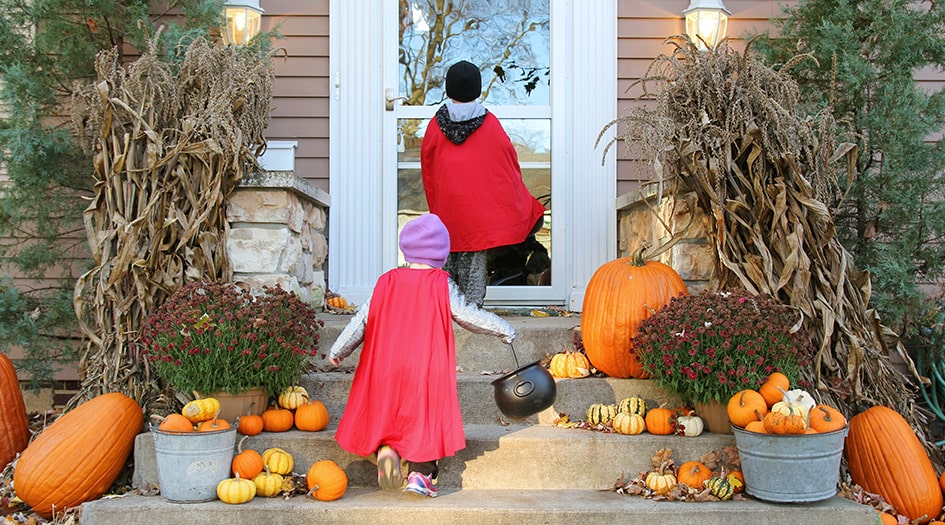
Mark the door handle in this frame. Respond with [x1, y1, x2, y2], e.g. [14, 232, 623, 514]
[385, 88, 407, 111]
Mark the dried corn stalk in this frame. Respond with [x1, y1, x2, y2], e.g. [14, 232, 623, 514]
[69, 32, 273, 410]
[599, 36, 936, 457]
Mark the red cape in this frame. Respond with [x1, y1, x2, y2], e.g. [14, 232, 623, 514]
[334, 267, 465, 462]
[422, 112, 546, 252]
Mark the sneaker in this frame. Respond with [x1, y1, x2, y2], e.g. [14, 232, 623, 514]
[376, 445, 403, 490]
[404, 471, 437, 498]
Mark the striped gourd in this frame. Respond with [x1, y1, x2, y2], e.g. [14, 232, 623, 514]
[587, 403, 617, 425]
[617, 396, 647, 417]
[706, 476, 735, 501]
[612, 412, 646, 435]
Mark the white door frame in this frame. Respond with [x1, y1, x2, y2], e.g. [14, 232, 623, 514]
[329, 0, 616, 311]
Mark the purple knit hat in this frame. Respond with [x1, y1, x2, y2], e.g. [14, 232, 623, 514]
[399, 214, 451, 268]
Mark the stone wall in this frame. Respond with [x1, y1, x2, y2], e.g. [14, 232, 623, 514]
[226, 170, 330, 306]
[616, 188, 715, 293]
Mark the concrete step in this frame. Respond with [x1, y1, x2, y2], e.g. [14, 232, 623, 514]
[80, 487, 878, 525]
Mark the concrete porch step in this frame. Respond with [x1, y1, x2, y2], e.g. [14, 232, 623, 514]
[80, 487, 878, 525]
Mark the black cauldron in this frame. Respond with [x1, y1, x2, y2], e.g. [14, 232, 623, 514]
[491, 357, 556, 420]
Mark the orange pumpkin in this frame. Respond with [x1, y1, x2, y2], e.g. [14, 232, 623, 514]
[232, 436, 264, 479]
[306, 459, 348, 501]
[580, 249, 688, 378]
[644, 407, 675, 435]
[758, 371, 790, 407]
[846, 406, 942, 524]
[677, 461, 712, 488]
[261, 405, 295, 432]
[0, 352, 30, 468]
[197, 416, 231, 432]
[295, 399, 329, 432]
[727, 389, 767, 429]
[157, 413, 194, 433]
[744, 420, 767, 433]
[809, 404, 847, 433]
[879, 512, 898, 525]
[237, 412, 265, 436]
[13, 392, 142, 518]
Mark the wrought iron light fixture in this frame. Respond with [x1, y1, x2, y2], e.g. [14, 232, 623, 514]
[222, 1, 264, 45]
[683, 0, 730, 50]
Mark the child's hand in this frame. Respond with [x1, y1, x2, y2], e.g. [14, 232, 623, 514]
[329, 355, 342, 367]
[501, 334, 515, 345]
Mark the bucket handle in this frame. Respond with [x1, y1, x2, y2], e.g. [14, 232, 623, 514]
[513, 380, 535, 397]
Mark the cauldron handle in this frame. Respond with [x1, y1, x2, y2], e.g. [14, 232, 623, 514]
[508, 342, 521, 369]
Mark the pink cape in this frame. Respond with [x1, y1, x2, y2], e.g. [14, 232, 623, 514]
[333, 267, 466, 462]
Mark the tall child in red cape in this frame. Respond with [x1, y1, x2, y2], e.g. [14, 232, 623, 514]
[327, 214, 515, 497]
[421, 60, 547, 306]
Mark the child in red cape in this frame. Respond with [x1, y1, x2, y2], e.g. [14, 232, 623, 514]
[327, 213, 515, 497]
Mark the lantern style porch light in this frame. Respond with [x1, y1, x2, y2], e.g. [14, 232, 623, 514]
[222, 1, 264, 46]
[683, 0, 730, 51]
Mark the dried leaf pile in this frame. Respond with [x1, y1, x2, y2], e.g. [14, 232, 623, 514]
[612, 447, 745, 502]
[598, 36, 936, 459]
[69, 31, 273, 411]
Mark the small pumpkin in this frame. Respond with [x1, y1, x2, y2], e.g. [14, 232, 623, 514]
[253, 466, 285, 498]
[237, 410, 265, 436]
[197, 416, 231, 432]
[644, 406, 675, 435]
[674, 411, 704, 437]
[325, 295, 348, 310]
[809, 404, 847, 433]
[278, 386, 310, 410]
[644, 461, 677, 495]
[771, 388, 816, 421]
[182, 397, 221, 424]
[586, 403, 617, 425]
[155, 413, 194, 433]
[549, 350, 591, 379]
[677, 461, 712, 488]
[306, 459, 348, 501]
[261, 405, 295, 432]
[262, 447, 294, 475]
[295, 399, 329, 432]
[611, 412, 645, 435]
[0, 352, 30, 469]
[744, 420, 767, 434]
[705, 475, 735, 501]
[727, 389, 767, 429]
[616, 396, 647, 417]
[758, 371, 790, 408]
[217, 474, 256, 504]
[232, 436, 264, 479]
[727, 470, 745, 493]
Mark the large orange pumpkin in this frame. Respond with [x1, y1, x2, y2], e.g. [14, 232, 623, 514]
[846, 405, 942, 524]
[306, 459, 348, 501]
[13, 392, 142, 518]
[580, 249, 687, 378]
[0, 352, 30, 468]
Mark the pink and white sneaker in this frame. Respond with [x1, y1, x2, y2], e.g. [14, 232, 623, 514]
[376, 445, 403, 490]
[404, 471, 437, 498]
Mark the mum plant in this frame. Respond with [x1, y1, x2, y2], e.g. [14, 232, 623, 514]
[634, 289, 812, 404]
[141, 281, 323, 398]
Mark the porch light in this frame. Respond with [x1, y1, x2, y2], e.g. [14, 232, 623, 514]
[222, 1, 264, 46]
[683, 0, 730, 51]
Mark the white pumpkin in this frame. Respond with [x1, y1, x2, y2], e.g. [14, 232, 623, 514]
[675, 413, 704, 437]
[772, 388, 816, 421]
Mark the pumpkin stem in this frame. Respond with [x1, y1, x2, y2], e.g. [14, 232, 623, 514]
[630, 246, 649, 267]
[237, 435, 249, 453]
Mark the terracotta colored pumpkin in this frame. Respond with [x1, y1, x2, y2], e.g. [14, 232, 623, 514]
[727, 389, 767, 429]
[216, 474, 256, 504]
[232, 436, 264, 479]
[278, 386, 309, 410]
[306, 459, 348, 501]
[580, 249, 688, 378]
[262, 447, 294, 475]
[295, 399, 329, 432]
[261, 405, 295, 432]
[156, 413, 194, 433]
[809, 404, 847, 433]
[13, 392, 142, 518]
[758, 371, 790, 408]
[846, 406, 942, 523]
[677, 461, 712, 488]
[644, 407, 675, 435]
[549, 350, 591, 379]
[0, 352, 31, 467]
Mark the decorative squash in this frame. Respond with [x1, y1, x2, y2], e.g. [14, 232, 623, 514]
[644, 461, 677, 495]
[617, 396, 647, 417]
[674, 412, 704, 437]
[727, 389, 767, 429]
[253, 466, 284, 497]
[771, 388, 816, 421]
[705, 475, 735, 501]
[278, 386, 309, 410]
[0, 352, 30, 468]
[306, 459, 348, 501]
[237, 410, 265, 436]
[611, 412, 645, 435]
[878, 512, 898, 525]
[182, 397, 221, 424]
[809, 404, 847, 433]
[644, 407, 675, 435]
[262, 447, 294, 475]
[744, 420, 767, 434]
[762, 410, 788, 434]
[156, 413, 194, 433]
[295, 399, 329, 432]
[232, 436, 264, 479]
[580, 249, 688, 378]
[261, 405, 295, 432]
[846, 406, 943, 524]
[197, 416, 231, 432]
[586, 403, 617, 425]
[216, 474, 256, 504]
[677, 461, 712, 488]
[325, 295, 348, 310]
[549, 350, 591, 379]
[727, 470, 745, 493]
[13, 392, 142, 518]
[758, 372, 790, 408]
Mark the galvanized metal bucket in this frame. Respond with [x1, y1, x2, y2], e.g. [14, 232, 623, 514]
[732, 425, 847, 503]
[151, 425, 237, 503]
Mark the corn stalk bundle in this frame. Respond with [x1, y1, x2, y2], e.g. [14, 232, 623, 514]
[599, 36, 935, 455]
[69, 33, 273, 408]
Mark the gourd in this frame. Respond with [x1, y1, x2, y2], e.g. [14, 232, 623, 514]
[216, 474, 256, 504]
[809, 404, 847, 433]
[182, 397, 221, 424]
[0, 352, 30, 468]
[677, 461, 712, 488]
[232, 436, 264, 479]
[611, 412, 645, 435]
[616, 396, 647, 417]
[644, 461, 677, 495]
[155, 413, 194, 433]
[262, 447, 294, 475]
[771, 388, 816, 421]
[325, 294, 348, 310]
[586, 403, 617, 425]
[13, 392, 143, 518]
[580, 249, 688, 378]
[644, 407, 675, 435]
[727, 389, 767, 429]
[262, 405, 295, 432]
[548, 350, 591, 379]
[253, 466, 285, 497]
[278, 386, 309, 410]
[295, 399, 330, 432]
[846, 405, 942, 523]
[306, 459, 348, 501]
[674, 411, 704, 437]
[705, 476, 735, 501]
[758, 372, 790, 408]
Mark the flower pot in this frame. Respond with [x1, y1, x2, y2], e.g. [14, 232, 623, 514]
[694, 400, 732, 434]
[201, 387, 268, 423]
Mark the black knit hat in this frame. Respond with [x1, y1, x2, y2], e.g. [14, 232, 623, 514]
[446, 61, 482, 102]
